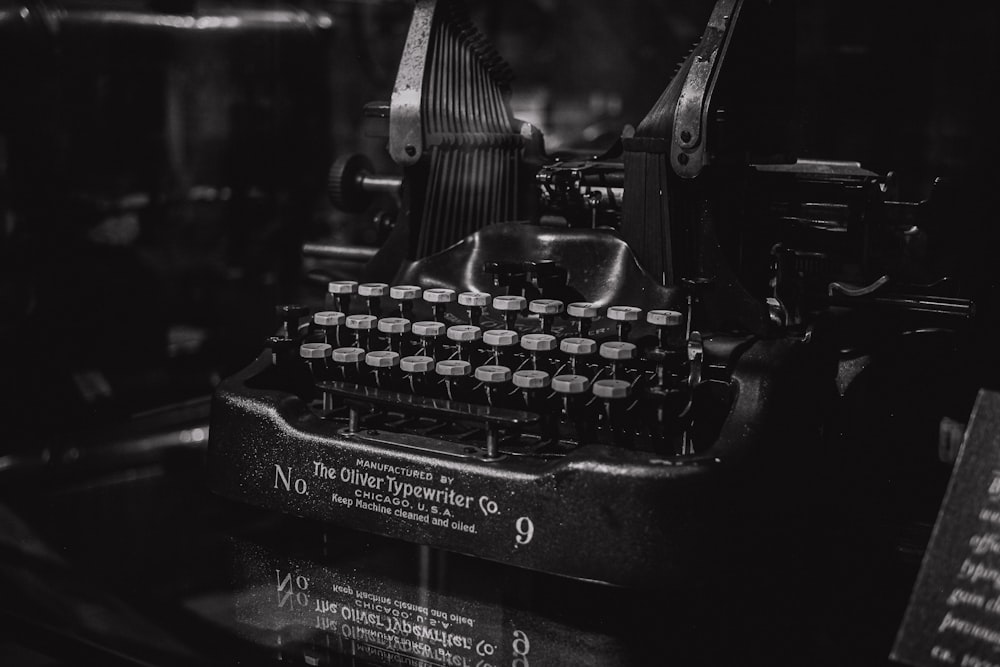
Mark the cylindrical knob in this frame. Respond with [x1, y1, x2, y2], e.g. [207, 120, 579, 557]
[475, 365, 512, 383]
[521, 333, 557, 352]
[513, 369, 551, 389]
[400, 355, 434, 373]
[567, 302, 599, 336]
[300, 342, 333, 359]
[607, 305, 642, 321]
[328, 280, 358, 312]
[593, 378, 631, 399]
[552, 374, 590, 394]
[365, 350, 400, 368]
[423, 288, 457, 303]
[436, 360, 472, 377]
[483, 329, 519, 347]
[600, 341, 637, 360]
[378, 317, 411, 334]
[447, 325, 483, 343]
[560, 337, 597, 355]
[459, 291, 491, 307]
[493, 295, 527, 330]
[332, 347, 366, 364]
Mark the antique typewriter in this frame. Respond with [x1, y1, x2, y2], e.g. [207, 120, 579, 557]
[208, 0, 976, 587]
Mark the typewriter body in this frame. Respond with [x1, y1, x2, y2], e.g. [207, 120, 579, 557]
[208, 0, 976, 587]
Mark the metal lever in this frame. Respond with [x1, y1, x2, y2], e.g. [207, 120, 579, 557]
[317, 380, 540, 459]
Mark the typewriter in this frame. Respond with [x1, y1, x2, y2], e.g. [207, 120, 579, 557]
[208, 0, 977, 587]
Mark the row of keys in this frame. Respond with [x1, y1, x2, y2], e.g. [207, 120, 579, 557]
[300, 342, 634, 400]
[322, 281, 684, 340]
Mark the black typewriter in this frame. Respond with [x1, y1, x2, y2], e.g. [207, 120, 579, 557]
[208, 0, 978, 587]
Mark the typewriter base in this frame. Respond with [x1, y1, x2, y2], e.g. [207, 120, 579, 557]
[208, 335, 817, 588]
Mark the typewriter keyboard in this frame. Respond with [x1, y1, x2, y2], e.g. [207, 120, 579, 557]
[263, 279, 735, 460]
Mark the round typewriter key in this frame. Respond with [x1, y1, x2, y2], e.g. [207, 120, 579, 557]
[378, 317, 411, 334]
[332, 347, 365, 363]
[346, 313, 377, 348]
[553, 374, 590, 426]
[423, 288, 456, 322]
[552, 374, 589, 394]
[521, 333, 557, 371]
[366, 350, 400, 387]
[327, 280, 358, 313]
[314, 310, 346, 346]
[400, 355, 434, 373]
[561, 336, 597, 374]
[493, 295, 527, 330]
[378, 317, 411, 353]
[328, 280, 358, 294]
[401, 354, 433, 393]
[607, 305, 642, 341]
[359, 282, 389, 316]
[423, 288, 457, 303]
[391, 284, 423, 317]
[593, 379, 632, 432]
[358, 282, 388, 297]
[567, 302, 599, 336]
[459, 291, 491, 326]
[600, 341, 637, 360]
[529, 299, 564, 315]
[513, 369, 551, 410]
[447, 325, 483, 342]
[435, 359, 471, 376]
[648, 308, 684, 349]
[391, 285, 422, 300]
[475, 364, 512, 383]
[593, 378, 631, 399]
[483, 329, 519, 347]
[300, 342, 333, 359]
[483, 328, 519, 366]
[513, 369, 551, 389]
[436, 359, 471, 400]
[413, 320, 446, 358]
[459, 291, 491, 307]
[332, 346, 366, 381]
[521, 333, 557, 351]
[560, 337, 597, 355]
[448, 324, 483, 361]
[601, 341, 637, 379]
[365, 350, 400, 367]
[476, 364, 511, 405]
[529, 298, 564, 333]
[607, 305, 642, 321]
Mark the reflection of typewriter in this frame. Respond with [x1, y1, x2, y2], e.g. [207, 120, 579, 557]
[209, 0, 975, 586]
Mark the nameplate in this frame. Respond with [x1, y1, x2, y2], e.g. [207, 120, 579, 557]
[893, 390, 1000, 667]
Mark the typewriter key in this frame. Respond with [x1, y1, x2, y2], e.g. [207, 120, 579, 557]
[521, 333, 557, 371]
[413, 321, 446, 358]
[567, 302, 599, 336]
[365, 350, 400, 388]
[607, 306, 642, 341]
[560, 337, 597, 375]
[593, 378, 632, 431]
[458, 291, 491, 326]
[327, 280, 358, 313]
[647, 309, 684, 350]
[447, 325, 483, 362]
[513, 369, 551, 410]
[529, 298, 564, 333]
[483, 328, 519, 367]
[390, 285, 423, 318]
[423, 288, 457, 322]
[332, 346, 366, 382]
[346, 314, 377, 349]
[435, 359, 471, 400]
[552, 373, 590, 424]
[475, 364, 512, 406]
[301, 342, 334, 408]
[378, 317, 411, 352]
[600, 341, 637, 379]
[400, 354, 434, 393]
[493, 295, 527, 331]
[358, 282, 389, 317]
[314, 311, 346, 347]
